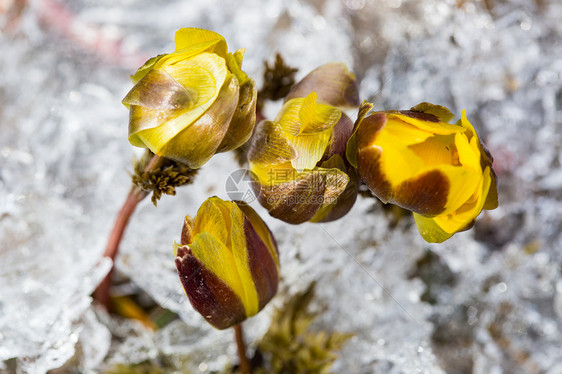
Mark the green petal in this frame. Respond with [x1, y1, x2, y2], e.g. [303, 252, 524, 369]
[413, 213, 454, 243]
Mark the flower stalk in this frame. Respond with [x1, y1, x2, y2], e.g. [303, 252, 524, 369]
[94, 153, 173, 310]
[94, 185, 147, 310]
[234, 323, 252, 374]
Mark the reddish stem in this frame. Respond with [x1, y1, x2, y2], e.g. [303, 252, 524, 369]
[94, 186, 148, 310]
[94, 154, 167, 310]
[234, 323, 252, 374]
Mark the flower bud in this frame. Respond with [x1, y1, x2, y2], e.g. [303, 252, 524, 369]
[248, 63, 359, 224]
[174, 197, 279, 329]
[123, 28, 257, 169]
[347, 102, 498, 243]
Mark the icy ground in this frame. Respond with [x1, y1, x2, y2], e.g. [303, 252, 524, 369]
[1, 0, 561, 373]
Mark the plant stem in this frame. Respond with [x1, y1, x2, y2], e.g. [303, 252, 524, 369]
[94, 153, 166, 310]
[94, 185, 148, 310]
[234, 323, 252, 374]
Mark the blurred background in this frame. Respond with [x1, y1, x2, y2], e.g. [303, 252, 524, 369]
[1, 0, 561, 373]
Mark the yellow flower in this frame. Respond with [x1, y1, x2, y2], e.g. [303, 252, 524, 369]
[247, 63, 360, 224]
[174, 197, 279, 329]
[122, 28, 257, 168]
[348, 102, 498, 243]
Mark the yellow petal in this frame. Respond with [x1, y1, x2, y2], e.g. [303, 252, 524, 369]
[193, 197, 230, 245]
[189, 197, 261, 316]
[173, 28, 228, 58]
[458, 109, 477, 142]
[408, 134, 458, 168]
[288, 129, 333, 172]
[375, 129, 426, 186]
[432, 166, 493, 233]
[389, 113, 466, 136]
[125, 68, 197, 147]
[249, 161, 295, 186]
[384, 118, 437, 145]
[297, 92, 341, 135]
[431, 164, 481, 215]
[226, 50, 250, 87]
[189, 232, 245, 307]
[162, 52, 226, 98]
[247, 121, 297, 167]
[455, 132, 480, 171]
[274, 93, 341, 171]
[228, 205, 259, 316]
[132, 53, 228, 154]
[152, 74, 239, 168]
[236, 202, 280, 271]
[414, 166, 494, 243]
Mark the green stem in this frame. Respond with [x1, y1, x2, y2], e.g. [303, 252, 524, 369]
[234, 323, 252, 374]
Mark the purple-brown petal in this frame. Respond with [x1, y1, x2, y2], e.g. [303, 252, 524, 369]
[252, 174, 325, 224]
[181, 216, 194, 245]
[175, 251, 246, 330]
[393, 170, 449, 216]
[356, 113, 392, 202]
[247, 120, 297, 165]
[243, 217, 279, 310]
[322, 113, 354, 162]
[285, 62, 360, 108]
[314, 166, 359, 222]
[216, 79, 258, 153]
[478, 141, 498, 210]
[357, 143, 393, 203]
[394, 110, 440, 123]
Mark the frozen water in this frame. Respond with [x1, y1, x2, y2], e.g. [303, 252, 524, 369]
[1, 0, 562, 373]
